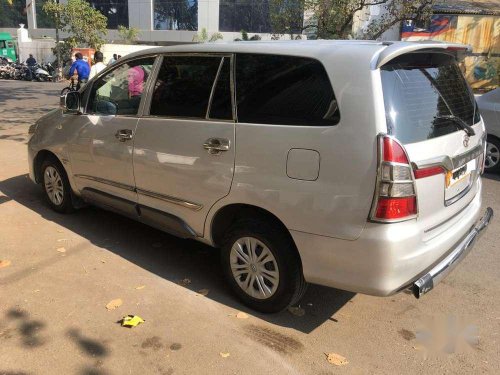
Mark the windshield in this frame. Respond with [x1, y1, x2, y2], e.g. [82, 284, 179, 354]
[381, 53, 480, 144]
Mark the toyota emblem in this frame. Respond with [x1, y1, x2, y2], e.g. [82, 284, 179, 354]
[463, 135, 470, 147]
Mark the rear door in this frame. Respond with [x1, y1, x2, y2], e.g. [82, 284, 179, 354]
[133, 54, 235, 236]
[380, 51, 484, 230]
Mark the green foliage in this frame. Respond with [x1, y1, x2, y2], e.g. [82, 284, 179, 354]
[269, 0, 305, 38]
[118, 25, 140, 44]
[304, 0, 434, 40]
[234, 30, 262, 42]
[0, 0, 27, 28]
[43, 0, 107, 49]
[192, 28, 223, 43]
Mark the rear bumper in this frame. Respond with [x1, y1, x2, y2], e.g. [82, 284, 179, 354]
[290, 182, 491, 296]
[412, 207, 493, 298]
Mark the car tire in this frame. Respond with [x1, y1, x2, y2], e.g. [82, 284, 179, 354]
[485, 136, 500, 173]
[60, 87, 71, 96]
[41, 157, 75, 213]
[221, 219, 307, 313]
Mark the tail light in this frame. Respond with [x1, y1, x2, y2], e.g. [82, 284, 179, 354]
[370, 135, 418, 222]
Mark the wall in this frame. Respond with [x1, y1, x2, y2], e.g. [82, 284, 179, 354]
[402, 14, 500, 90]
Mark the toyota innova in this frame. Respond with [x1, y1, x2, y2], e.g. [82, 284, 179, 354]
[28, 41, 493, 312]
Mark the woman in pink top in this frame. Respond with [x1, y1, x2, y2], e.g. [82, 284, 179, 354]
[127, 65, 145, 111]
[128, 66, 145, 98]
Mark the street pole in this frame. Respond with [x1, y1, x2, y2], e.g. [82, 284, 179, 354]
[55, 0, 62, 81]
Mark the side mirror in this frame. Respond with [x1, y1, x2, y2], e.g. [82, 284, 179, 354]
[61, 91, 80, 113]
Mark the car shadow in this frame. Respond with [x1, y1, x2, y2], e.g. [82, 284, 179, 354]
[483, 172, 500, 181]
[0, 174, 355, 334]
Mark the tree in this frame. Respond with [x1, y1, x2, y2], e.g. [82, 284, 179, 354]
[118, 25, 140, 44]
[43, 0, 108, 49]
[192, 28, 223, 43]
[304, 0, 434, 40]
[362, 0, 434, 40]
[0, 0, 27, 28]
[269, 0, 305, 39]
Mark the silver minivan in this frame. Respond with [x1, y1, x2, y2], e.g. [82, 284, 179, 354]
[28, 41, 493, 312]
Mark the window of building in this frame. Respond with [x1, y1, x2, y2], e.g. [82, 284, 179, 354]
[87, 57, 155, 116]
[154, 0, 198, 31]
[150, 55, 229, 119]
[0, 0, 27, 28]
[219, 0, 303, 34]
[235, 54, 339, 126]
[87, 0, 129, 29]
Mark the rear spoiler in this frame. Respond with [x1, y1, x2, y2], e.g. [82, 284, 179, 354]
[372, 41, 472, 70]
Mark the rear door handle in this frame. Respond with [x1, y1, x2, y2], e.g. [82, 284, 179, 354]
[203, 138, 230, 154]
[115, 129, 133, 142]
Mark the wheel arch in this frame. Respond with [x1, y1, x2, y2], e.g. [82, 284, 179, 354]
[33, 149, 63, 183]
[210, 203, 302, 263]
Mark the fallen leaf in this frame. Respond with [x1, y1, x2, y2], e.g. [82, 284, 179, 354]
[325, 352, 348, 366]
[56, 247, 66, 253]
[288, 306, 305, 317]
[219, 352, 230, 358]
[236, 312, 249, 319]
[106, 298, 123, 311]
[135, 285, 146, 290]
[197, 289, 209, 296]
[177, 278, 191, 286]
[0, 260, 11, 268]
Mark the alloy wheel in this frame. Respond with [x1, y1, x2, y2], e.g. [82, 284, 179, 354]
[485, 141, 500, 169]
[44, 166, 64, 206]
[229, 236, 280, 299]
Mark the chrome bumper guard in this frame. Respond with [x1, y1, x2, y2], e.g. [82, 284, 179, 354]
[412, 207, 494, 298]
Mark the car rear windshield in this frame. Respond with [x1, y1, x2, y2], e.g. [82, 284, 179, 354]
[381, 53, 480, 144]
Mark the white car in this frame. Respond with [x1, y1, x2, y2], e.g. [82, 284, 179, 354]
[28, 41, 493, 312]
[477, 88, 500, 173]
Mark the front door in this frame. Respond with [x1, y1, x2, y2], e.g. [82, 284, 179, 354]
[68, 57, 156, 210]
[133, 54, 235, 236]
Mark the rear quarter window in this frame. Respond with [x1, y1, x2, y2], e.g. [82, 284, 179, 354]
[235, 54, 340, 126]
[381, 53, 480, 144]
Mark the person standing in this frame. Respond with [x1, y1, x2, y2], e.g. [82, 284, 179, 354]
[108, 53, 117, 65]
[26, 54, 37, 66]
[89, 51, 106, 80]
[68, 52, 90, 89]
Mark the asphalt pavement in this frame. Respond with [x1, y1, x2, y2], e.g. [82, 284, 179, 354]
[1, 80, 499, 375]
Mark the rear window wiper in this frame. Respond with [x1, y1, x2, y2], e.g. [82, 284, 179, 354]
[435, 115, 476, 137]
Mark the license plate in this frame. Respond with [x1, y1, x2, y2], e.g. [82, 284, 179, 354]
[445, 159, 476, 201]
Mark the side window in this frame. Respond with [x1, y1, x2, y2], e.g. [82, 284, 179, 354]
[150, 55, 231, 119]
[235, 54, 340, 126]
[87, 57, 155, 116]
[209, 57, 233, 120]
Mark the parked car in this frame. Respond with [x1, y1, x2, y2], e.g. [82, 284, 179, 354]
[476, 88, 500, 173]
[28, 41, 493, 312]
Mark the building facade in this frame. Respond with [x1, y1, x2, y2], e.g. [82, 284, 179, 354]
[0, 0, 306, 43]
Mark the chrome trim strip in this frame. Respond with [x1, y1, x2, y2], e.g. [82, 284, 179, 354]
[413, 207, 493, 298]
[74, 174, 136, 192]
[444, 181, 474, 207]
[412, 144, 483, 172]
[206, 57, 225, 120]
[136, 188, 203, 211]
[75, 174, 203, 211]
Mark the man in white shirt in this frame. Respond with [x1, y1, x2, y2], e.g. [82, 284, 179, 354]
[89, 51, 106, 80]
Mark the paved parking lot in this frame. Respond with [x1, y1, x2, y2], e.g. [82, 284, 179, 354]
[1, 80, 499, 375]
